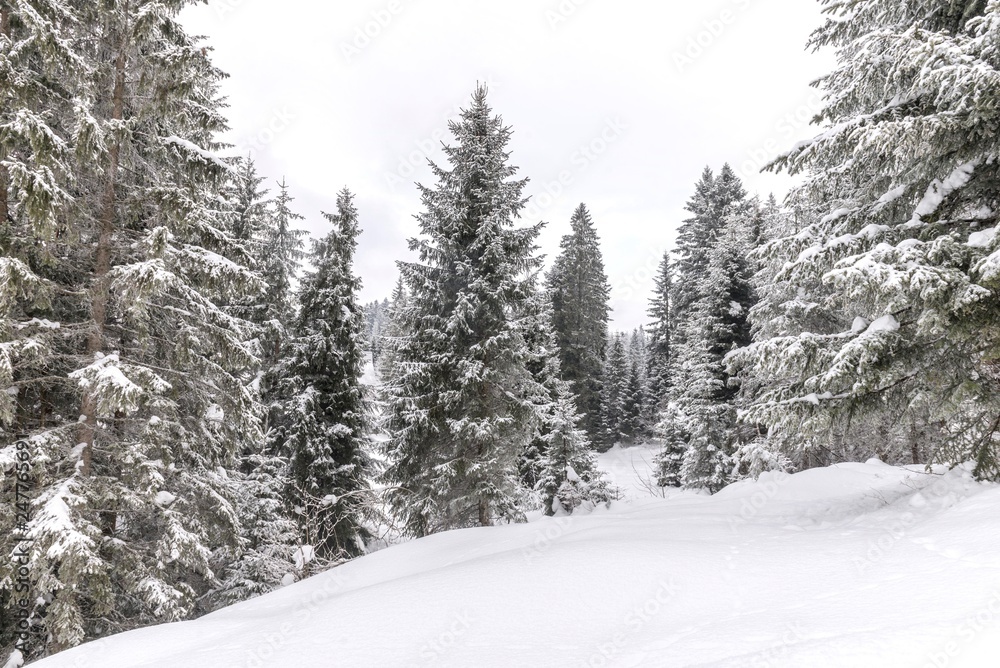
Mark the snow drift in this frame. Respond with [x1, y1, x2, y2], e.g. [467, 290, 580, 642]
[30, 450, 1000, 667]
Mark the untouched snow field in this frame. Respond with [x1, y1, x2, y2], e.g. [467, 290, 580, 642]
[32, 448, 1000, 667]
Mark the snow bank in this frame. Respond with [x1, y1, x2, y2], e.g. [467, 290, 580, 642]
[31, 458, 1000, 667]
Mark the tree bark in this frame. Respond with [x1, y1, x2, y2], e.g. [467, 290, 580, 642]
[478, 497, 492, 526]
[79, 39, 127, 477]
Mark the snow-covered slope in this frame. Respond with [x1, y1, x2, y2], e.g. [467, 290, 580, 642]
[32, 452, 1000, 667]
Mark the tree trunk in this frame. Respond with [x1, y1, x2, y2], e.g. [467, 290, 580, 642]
[79, 41, 127, 477]
[478, 497, 492, 526]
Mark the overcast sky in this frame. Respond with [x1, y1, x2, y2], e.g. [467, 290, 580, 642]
[179, 0, 835, 330]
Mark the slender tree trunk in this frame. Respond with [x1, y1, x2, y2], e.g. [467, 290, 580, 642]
[79, 41, 127, 477]
[0, 4, 11, 226]
[478, 497, 492, 526]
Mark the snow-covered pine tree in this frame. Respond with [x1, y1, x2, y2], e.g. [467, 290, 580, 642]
[381, 85, 545, 536]
[598, 333, 628, 449]
[213, 164, 302, 608]
[2, 3, 264, 655]
[547, 203, 611, 439]
[376, 275, 407, 384]
[272, 188, 373, 560]
[674, 203, 759, 491]
[259, 178, 308, 368]
[0, 1, 92, 657]
[646, 253, 673, 420]
[731, 0, 1000, 478]
[519, 290, 609, 515]
[671, 165, 747, 324]
[362, 298, 390, 367]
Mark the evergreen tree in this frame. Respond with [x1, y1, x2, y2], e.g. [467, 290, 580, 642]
[519, 291, 609, 515]
[273, 189, 373, 560]
[376, 276, 407, 384]
[547, 203, 611, 439]
[646, 253, 673, 417]
[381, 85, 545, 536]
[598, 334, 628, 449]
[671, 165, 747, 326]
[0, 2, 264, 655]
[259, 179, 308, 367]
[732, 0, 1000, 478]
[674, 209, 759, 491]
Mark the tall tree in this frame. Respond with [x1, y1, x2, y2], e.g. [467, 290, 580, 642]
[673, 212, 758, 491]
[381, 85, 545, 536]
[646, 253, 673, 416]
[2, 2, 264, 655]
[731, 0, 1000, 478]
[259, 179, 308, 367]
[547, 203, 611, 439]
[598, 334, 628, 449]
[272, 189, 373, 560]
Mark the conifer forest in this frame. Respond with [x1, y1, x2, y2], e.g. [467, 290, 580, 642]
[2, 1, 1000, 666]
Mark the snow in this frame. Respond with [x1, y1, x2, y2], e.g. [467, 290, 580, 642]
[820, 207, 853, 224]
[851, 316, 870, 333]
[875, 184, 907, 207]
[2, 649, 22, 668]
[293, 545, 315, 570]
[911, 160, 981, 223]
[968, 226, 997, 248]
[153, 491, 176, 508]
[162, 135, 234, 174]
[204, 404, 224, 423]
[13, 318, 60, 330]
[866, 314, 900, 334]
[31, 457, 1000, 668]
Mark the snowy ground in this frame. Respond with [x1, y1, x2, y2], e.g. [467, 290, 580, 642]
[30, 448, 1000, 667]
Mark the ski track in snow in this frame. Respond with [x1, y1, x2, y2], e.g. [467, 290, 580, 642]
[30, 450, 1000, 668]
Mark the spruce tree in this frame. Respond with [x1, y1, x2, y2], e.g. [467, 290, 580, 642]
[646, 253, 673, 417]
[547, 203, 611, 439]
[675, 208, 759, 491]
[732, 0, 1000, 478]
[2, 3, 264, 654]
[381, 85, 545, 535]
[598, 334, 628, 449]
[272, 189, 373, 560]
[259, 179, 308, 368]
[520, 291, 609, 515]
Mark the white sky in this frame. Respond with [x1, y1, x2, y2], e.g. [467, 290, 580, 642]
[180, 0, 835, 330]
